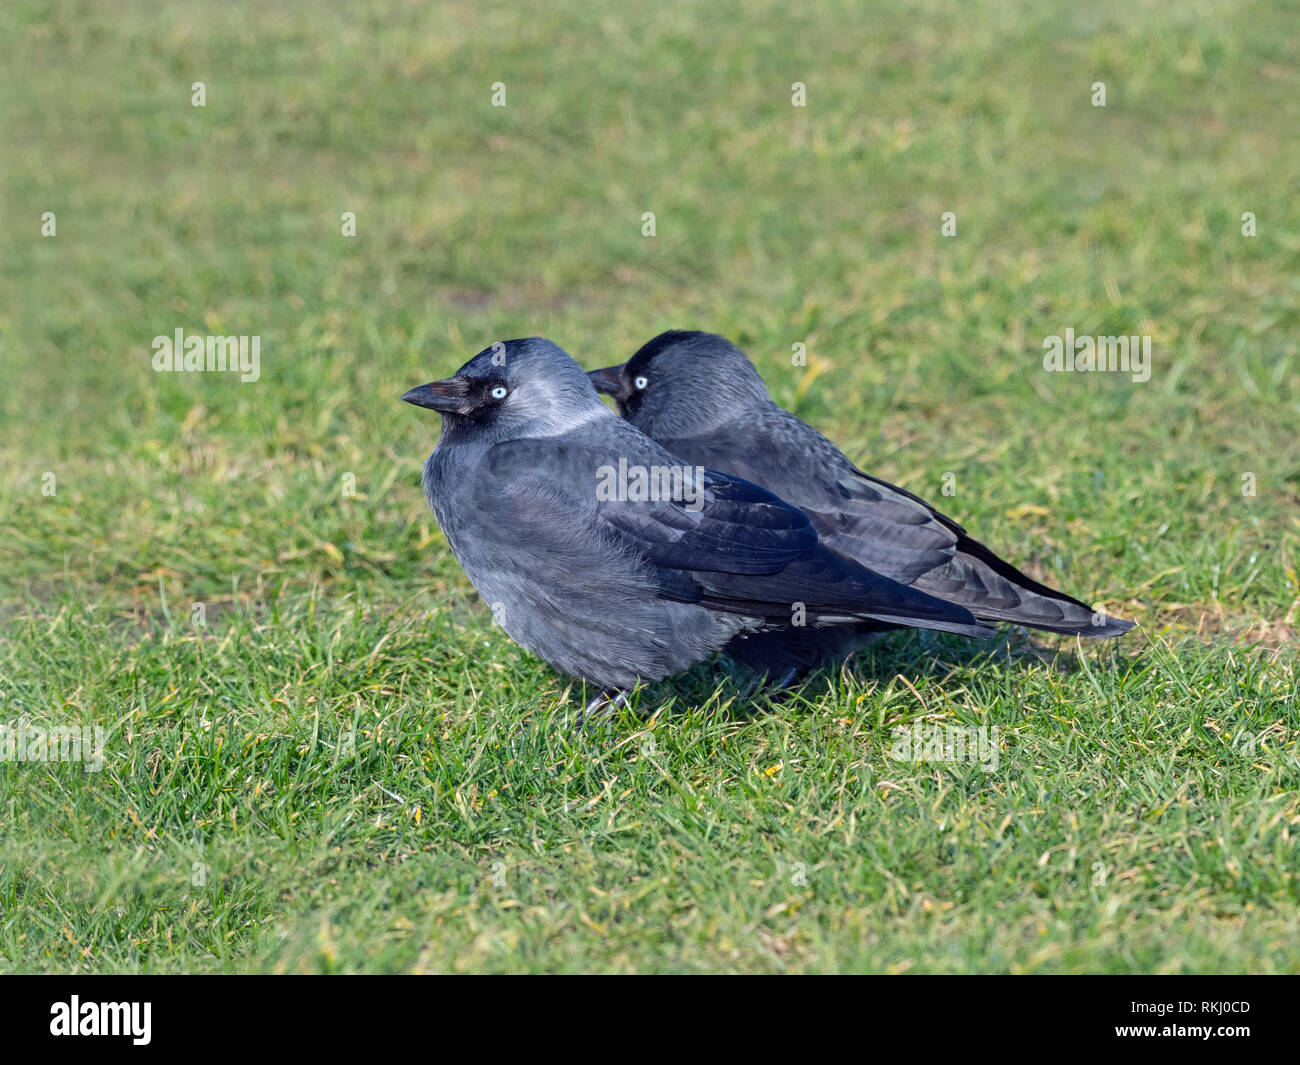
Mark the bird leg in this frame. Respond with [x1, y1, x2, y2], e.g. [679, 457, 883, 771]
[579, 687, 633, 728]
[737, 666, 801, 704]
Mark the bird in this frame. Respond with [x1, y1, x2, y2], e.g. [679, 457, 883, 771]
[403, 337, 996, 713]
[588, 330, 1135, 643]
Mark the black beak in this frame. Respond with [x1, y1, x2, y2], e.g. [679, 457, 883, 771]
[587, 364, 629, 402]
[401, 377, 472, 414]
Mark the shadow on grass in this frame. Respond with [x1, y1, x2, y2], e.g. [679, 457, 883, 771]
[559, 623, 1146, 728]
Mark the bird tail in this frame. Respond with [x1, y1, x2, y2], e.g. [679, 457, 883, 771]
[696, 545, 999, 641]
[844, 611, 997, 640]
[809, 549, 999, 640]
[915, 535, 1135, 638]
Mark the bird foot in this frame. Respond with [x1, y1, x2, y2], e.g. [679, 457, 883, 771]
[578, 687, 633, 730]
[737, 666, 801, 704]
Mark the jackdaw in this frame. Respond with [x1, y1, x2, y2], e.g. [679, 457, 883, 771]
[589, 330, 1134, 640]
[403, 338, 995, 706]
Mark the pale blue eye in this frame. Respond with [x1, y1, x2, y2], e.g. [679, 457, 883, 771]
[490, 386, 508, 400]
[634, 376, 648, 390]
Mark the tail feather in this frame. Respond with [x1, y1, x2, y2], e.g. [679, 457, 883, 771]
[915, 537, 1135, 639]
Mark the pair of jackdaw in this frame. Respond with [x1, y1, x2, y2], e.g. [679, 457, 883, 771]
[403, 332, 1133, 710]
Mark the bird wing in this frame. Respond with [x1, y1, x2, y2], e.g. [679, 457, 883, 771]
[657, 419, 959, 583]
[823, 465, 1133, 634]
[481, 437, 992, 637]
[659, 418, 1131, 636]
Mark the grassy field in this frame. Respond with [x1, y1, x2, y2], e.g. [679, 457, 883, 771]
[1, 0, 1297, 973]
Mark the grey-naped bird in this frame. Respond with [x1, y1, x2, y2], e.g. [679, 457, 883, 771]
[403, 338, 995, 709]
[589, 330, 1134, 641]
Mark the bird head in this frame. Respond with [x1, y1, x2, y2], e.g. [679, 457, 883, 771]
[588, 330, 771, 438]
[403, 337, 609, 441]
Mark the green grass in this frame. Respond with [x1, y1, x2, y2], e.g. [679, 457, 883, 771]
[1, 0, 1297, 973]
